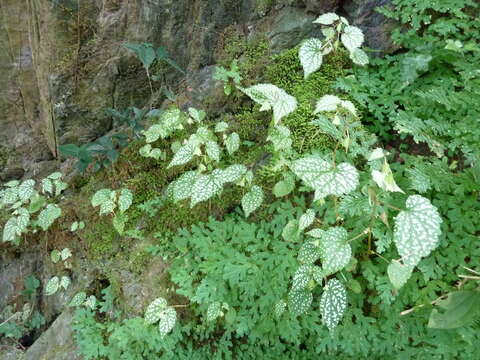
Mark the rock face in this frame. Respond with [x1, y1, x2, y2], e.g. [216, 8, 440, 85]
[0, 0, 395, 180]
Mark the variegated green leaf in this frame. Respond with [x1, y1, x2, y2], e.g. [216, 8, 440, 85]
[350, 48, 369, 66]
[214, 121, 229, 132]
[313, 12, 339, 25]
[341, 25, 364, 52]
[60, 276, 71, 290]
[267, 125, 292, 153]
[51, 250, 61, 263]
[42, 178, 53, 195]
[292, 265, 313, 291]
[241, 185, 264, 218]
[288, 289, 312, 316]
[18, 180, 35, 202]
[45, 276, 60, 296]
[118, 189, 133, 213]
[99, 199, 116, 215]
[299, 209, 315, 232]
[69, 292, 87, 307]
[145, 297, 168, 324]
[61, 248, 72, 261]
[168, 142, 196, 168]
[298, 242, 321, 264]
[220, 164, 247, 184]
[393, 195, 442, 266]
[207, 302, 222, 322]
[299, 38, 324, 78]
[2, 217, 18, 242]
[16, 208, 30, 233]
[172, 171, 198, 202]
[84, 295, 97, 310]
[37, 204, 61, 231]
[274, 300, 287, 318]
[91, 189, 113, 207]
[188, 107, 206, 123]
[387, 261, 414, 290]
[318, 227, 352, 276]
[320, 279, 347, 332]
[158, 307, 176, 338]
[225, 132, 240, 155]
[191, 172, 223, 207]
[205, 140, 221, 161]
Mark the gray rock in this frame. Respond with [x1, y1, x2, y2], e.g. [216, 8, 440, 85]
[303, 0, 340, 13]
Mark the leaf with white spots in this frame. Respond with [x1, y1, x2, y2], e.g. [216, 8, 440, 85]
[298, 242, 321, 264]
[288, 289, 313, 316]
[306, 228, 324, 238]
[393, 195, 442, 266]
[99, 199, 116, 215]
[274, 300, 287, 318]
[225, 132, 240, 155]
[2, 217, 18, 242]
[267, 125, 292, 153]
[299, 38, 324, 78]
[207, 302, 222, 322]
[341, 26, 364, 52]
[350, 48, 369, 66]
[190, 172, 223, 207]
[314, 95, 342, 113]
[313, 12, 339, 25]
[220, 164, 247, 184]
[241, 185, 264, 218]
[172, 171, 198, 202]
[18, 180, 35, 203]
[69, 292, 87, 307]
[37, 204, 62, 231]
[205, 140, 221, 161]
[168, 142, 196, 168]
[241, 84, 297, 124]
[51, 250, 61, 264]
[16, 208, 30, 233]
[45, 276, 60, 296]
[387, 261, 414, 290]
[292, 265, 313, 291]
[84, 295, 97, 310]
[91, 189, 113, 208]
[188, 107, 206, 123]
[320, 279, 347, 332]
[61, 248, 72, 261]
[214, 121, 229, 132]
[158, 307, 177, 338]
[299, 209, 315, 232]
[42, 178, 53, 195]
[291, 155, 359, 199]
[145, 297, 168, 324]
[318, 227, 352, 276]
[118, 189, 133, 213]
[60, 276, 71, 290]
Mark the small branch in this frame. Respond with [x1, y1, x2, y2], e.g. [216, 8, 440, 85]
[458, 275, 480, 280]
[347, 228, 370, 243]
[462, 266, 480, 275]
[400, 295, 447, 316]
[172, 304, 188, 308]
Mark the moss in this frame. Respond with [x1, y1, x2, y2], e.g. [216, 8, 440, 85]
[83, 220, 119, 262]
[265, 47, 351, 153]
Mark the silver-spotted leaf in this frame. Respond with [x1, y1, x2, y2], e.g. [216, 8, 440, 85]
[299, 38, 324, 78]
[225, 132, 240, 155]
[393, 195, 442, 266]
[387, 261, 414, 290]
[299, 209, 315, 232]
[60, 276, 71, 290]
[158, 307, 177, 338]
[207, 302, 222, 322]
[205, 141, 221, 161]
[241, 185, 264, 218]
[298, 242, 321, 264]
[18, 180, 35, 203]
[318, 227, 352, 276]
[51, 250, 61, 264]
[288, 289, 313, 316]
[320, 278, 347, 332]
[69, 292, 87, 307]
[341, 26, 364, 52]
[37, 204, 61, 231]
[91, 189, 113, 207]
[118, 189, 133, 213]
[145, 297, 168, 324]
[191, 173, 223, 207]
[292, 265, 313, 291]
[221, 164, 247, 184]
[45, 276, 60, 296]
[313, 13, 339, 25]
[172, 171, 198, 202]
[168, 142, 196, 168]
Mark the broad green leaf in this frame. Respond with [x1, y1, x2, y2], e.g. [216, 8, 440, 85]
[205, 141, 221, 161]
[350, 48, 369, 65]
[299, 38, 323, 78]
[428, 291, 480, 329]
[16, 208, 30, 233]
[313, 12, 339, 25]
[45, 276, 60, 296]
[371, 161, 404, 193]
[61, 248, 72, 261]
[220, 164, 247, 183]
[18, 180, 35, 202]
[288, 289, 312, 316]
[273, 173, 295, 198]
[215, 121, 229, 132]
[318, 227, 352, 276]
[69, 292, 87, 307]
[42, 178, 53, 195]
[292, 265, 313, 291]
[91, 189, 113, 207]
[299, 209, 315, 232]
[191, 172, 223, 207]
[320, 279, 347, 332]
[123, 43, 155, 70]
[314, 95, 341, 113]
[158, 307, 177, 338]
[37, 204, 62, 231]
[60, 276, 71, 290]
[274, 300, 287, 318]
[241, 185, 264, 217]
[168, 142, 196, 168]
[112, 213, 126, 235]
[341, 26, 364, 52]
[282, 219, 299, 242]
[298, 242, 321, 264]
[2, 217, 18, 242]
[291, 155, 359, 199]
[188, 107, 206, 123]
[51, 250, 61, 264]
[145, 297, 168, 324]
[118, 189, 133, 213]
[99, 199, 116, 215]
[387, 261, 414, 290]
[173, 171, 198, 202]
[241, 84, 297, 124]
[393, 195, 442, 266]
[84, 295, 97, 310]
[207, 302, 222, 322]
[139, 144, 162, 160]
[267, 125, 292, 152]
[225, 132, 240, 155]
